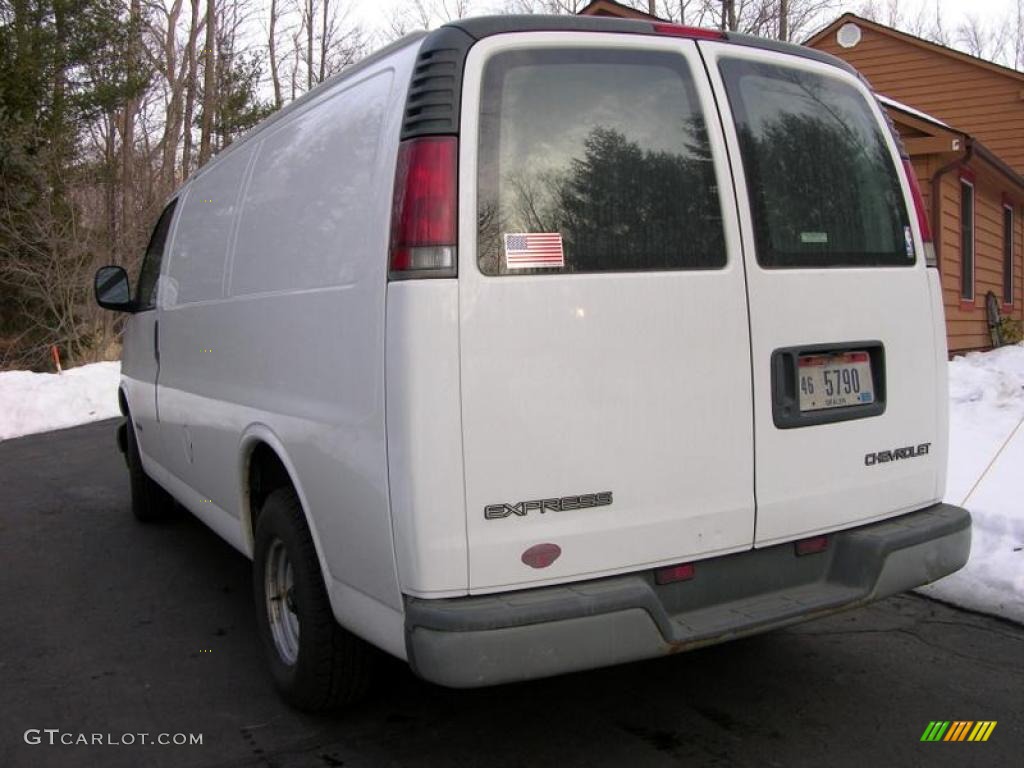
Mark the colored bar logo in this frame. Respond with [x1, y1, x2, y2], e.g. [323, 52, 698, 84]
[920, 721, 997, 742]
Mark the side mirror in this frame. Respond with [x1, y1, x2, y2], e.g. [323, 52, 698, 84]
[94, 266, 134, 312]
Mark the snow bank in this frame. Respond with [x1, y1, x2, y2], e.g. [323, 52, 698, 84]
[916, 343, 1024, 623]
[0, 362, 122, 441]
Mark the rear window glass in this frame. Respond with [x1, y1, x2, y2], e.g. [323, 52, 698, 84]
[477, 49, 725, 276]
[719, 58, 913, 268]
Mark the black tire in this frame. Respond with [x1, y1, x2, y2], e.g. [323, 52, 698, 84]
[124, 416, 176, 522]
[252, 487, 375, 712]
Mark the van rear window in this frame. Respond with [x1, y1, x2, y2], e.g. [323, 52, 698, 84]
[477, 49, 725, 276]
[719, 59, 913, 269]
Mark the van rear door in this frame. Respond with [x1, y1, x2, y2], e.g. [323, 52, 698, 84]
[457, 34, 754, 592]
[701, 45, 945, 546]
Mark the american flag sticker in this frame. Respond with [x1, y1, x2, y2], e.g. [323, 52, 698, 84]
[504, 232, 564, 270]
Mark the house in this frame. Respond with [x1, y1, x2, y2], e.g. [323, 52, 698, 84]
[578, 3, 1024, 352]
[807, 14, 1024, 352]
[578, 0, 659, 20]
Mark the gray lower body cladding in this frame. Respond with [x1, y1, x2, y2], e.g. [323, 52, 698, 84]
[404, 503, 971, 688]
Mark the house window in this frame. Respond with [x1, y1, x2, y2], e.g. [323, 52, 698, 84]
[1004, 204, 1014, 305]
[960, 180, 974, 301]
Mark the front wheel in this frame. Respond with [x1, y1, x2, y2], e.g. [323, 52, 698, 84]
[252, 487, 375, 711]
[124, 416, 175, 522]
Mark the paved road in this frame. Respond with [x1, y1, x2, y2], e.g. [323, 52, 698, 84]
[1, 420, 1021, 768]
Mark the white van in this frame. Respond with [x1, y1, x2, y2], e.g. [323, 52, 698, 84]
[94, 15, 971, 711]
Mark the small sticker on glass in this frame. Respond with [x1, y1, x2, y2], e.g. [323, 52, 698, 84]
[800, 231, 828, 244]
[904, 225, 915, 257]
[504, 232, 565, 270]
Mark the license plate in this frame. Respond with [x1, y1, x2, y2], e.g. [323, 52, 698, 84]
[798, 351, 874, 412]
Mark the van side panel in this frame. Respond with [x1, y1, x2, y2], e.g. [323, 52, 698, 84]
[149, 43, 421, 650]
[385, 280, 468, 595]
[157, 145, 256, 495]
[222, 58, 410, 617]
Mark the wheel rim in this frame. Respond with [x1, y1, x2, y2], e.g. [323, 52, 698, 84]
[264, 539, 300, 665]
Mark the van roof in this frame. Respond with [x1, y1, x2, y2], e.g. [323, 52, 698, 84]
[179, 16, 858, 194]
[442, 15, 857, 76]
[401, 16, 860, 139]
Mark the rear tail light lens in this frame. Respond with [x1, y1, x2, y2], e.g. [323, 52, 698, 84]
[390, 136, 457, 278]
[652, 23, 725, 40]
[902, 156, 937, 267]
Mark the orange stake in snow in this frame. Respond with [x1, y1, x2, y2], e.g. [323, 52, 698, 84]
[51, 345, 62, 374]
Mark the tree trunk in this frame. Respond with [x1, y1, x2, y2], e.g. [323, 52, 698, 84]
[648, 1, 656, 17]
[723, 0, 736, 31]
[49, 0, 68, 205]
[269, 0, 283, 108]
[199, 0, 217, 166]
[779, 0, 789, 40]
[320, 0, 329, 84]
[105, 113, 118, 265]
[307, 0, 314, 90]
[160, 0, 185, 193]
[122, 0, 141, 245]
[182, 0, 201, 178]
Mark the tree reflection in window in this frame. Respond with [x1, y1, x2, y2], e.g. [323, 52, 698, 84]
[477, 49, 725, 276]
[720, 59, 912, 268]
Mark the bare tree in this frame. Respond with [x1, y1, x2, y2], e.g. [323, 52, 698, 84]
[268, 0, 283, 108]
[722, 0, 736, 31]
[957, 13, 1010, 63]
[198, 0, 216, 166]
[146, 0, 186, 191]
[290, 0, 366, 88]
[182, 0, 202, 176]
[305, 0, 313, 89]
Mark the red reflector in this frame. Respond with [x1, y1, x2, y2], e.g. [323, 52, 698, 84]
[652, 23, 725, 40]
[795, 535, 829, 556]
[902, 157, 932, 243]
[390, 136, 457, 274]
[521, 543, 561, 569]
[655, 562, 695, 585]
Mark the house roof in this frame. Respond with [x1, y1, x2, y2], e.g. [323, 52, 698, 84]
[805, 13, 1024, 84]
[876, 94, 949, 130]
[881, 98, 1024, 190]
[578, 0, 662, 20]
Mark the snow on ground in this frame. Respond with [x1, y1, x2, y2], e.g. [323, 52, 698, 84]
[917, 343, 1024, 624]
[0, 362, 121, 441]
[0, 348, 1021, 623]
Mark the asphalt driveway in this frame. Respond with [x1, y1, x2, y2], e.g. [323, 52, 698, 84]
[1, 419, 1021, 767]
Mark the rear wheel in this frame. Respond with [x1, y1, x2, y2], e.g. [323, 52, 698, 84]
[252, 487, 375, 711]
[124, 416, 175, 522]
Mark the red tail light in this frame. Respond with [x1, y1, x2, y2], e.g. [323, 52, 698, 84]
[901, 157, 937, 267]
[652, 23, 725, 40]
[390, 137, 457, 277]
[902, 157, 932, 243]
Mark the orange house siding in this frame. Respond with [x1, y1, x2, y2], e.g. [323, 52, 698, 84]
[810, 17, 1024, 175]
[924, 162, 1022, 351]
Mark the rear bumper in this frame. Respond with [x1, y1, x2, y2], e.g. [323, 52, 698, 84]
[404, 503, 970, 688]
